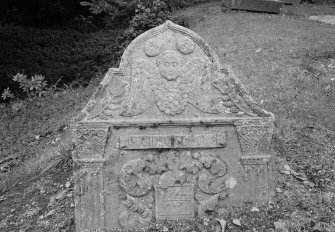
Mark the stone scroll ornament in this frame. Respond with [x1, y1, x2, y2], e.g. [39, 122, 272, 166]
[118, 151, 229, 228]
[71, 128, 108, 160]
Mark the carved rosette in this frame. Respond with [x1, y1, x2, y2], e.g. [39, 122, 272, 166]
[72, 127, 108, 160]
[117, 151, 229, 227]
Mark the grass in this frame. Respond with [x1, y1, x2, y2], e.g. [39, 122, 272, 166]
[176, 1, 335, 231]
[1, 1, 335, 231]
[0, 81, 96, 192]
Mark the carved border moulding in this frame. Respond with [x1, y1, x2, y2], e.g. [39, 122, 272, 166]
[71, 127, 109, 161]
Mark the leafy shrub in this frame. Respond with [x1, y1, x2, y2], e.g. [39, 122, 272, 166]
[80, 0, 137, 18]
[2, 73, 48, 100]
[167, 0, 195, 10]
[1, 88, 14, 100]
[116, 0, 189, 57]
[79, 0, 138, 28]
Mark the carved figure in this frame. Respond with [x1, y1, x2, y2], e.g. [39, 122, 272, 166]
[121, 46, 219, 116]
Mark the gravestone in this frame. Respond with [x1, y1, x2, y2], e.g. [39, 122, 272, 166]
[71, 21, 275, 231]
[223, 0, 284, 14]
[282, 0, 300, 5]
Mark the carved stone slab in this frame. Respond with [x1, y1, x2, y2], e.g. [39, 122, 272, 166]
[282, 0, 300, 5]
[223, 0, 284, 14]
[71, 21, 275, 231]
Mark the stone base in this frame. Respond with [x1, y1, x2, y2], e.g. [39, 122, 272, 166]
[223, 0, 284, 13]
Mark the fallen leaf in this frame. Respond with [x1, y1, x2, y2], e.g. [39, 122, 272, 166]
[45, 209, 56, 217]
[215, 219, 227, 232]
[251, 206, 260, 212]
[275, 187, 282, 193]
[274, 220, 289, 232]
[232, 218, 241, 226]
[281, 164, 308, 181]
[65, 181, 71, 189]
[0, 196, 7, 202]
[303, 180, 315, 188]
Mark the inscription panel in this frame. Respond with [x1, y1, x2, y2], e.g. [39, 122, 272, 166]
[155, 185, 194, 220]
[118, 133, 227, 150]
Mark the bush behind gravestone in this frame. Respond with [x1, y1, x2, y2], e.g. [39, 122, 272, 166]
[115, 0, 189, 58]
[0, 0, 89, 27]
[0, 0, 191, 102]
[0, 25, 121, 100]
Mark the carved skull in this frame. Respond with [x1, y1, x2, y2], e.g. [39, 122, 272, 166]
[157, 50, 183, 81]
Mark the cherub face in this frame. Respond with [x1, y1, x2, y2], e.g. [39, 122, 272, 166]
[157, 51, 183, 81]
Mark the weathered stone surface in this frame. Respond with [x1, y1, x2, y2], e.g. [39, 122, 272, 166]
[71, 21, 275, 231]
[223, 0, 284, 14]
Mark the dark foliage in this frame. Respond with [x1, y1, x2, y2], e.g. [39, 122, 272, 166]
[167, 0, 196, 10]
[115, 0, 189, 58]
[0, 0, 192, 101]
[0, 0, 89, 27]
[0, 25, 121, 98]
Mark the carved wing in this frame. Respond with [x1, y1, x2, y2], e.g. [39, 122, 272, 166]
[120, 59, 158, 117]
[183, 57, 220, 114]
[213, 66, 273, 117]
[82, 69, 128, 120]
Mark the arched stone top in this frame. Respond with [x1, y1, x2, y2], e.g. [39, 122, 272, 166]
[119, 20, 222, 75]
[74, 21, 274, 123]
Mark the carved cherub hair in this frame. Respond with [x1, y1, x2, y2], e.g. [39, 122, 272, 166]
[156, 50, 184, 67]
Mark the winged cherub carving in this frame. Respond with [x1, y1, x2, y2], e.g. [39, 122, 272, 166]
[121, 48, 220, 116]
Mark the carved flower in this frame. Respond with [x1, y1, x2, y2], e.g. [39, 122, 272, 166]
[177, 36, 195, 55]
[144, 38, 162, 57]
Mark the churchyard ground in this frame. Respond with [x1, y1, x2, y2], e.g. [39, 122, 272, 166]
[0, 1, 334, 231]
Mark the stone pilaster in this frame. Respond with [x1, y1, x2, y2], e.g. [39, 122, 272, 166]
[235, 119, 274, 201]
[72, 126, 109, 232]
